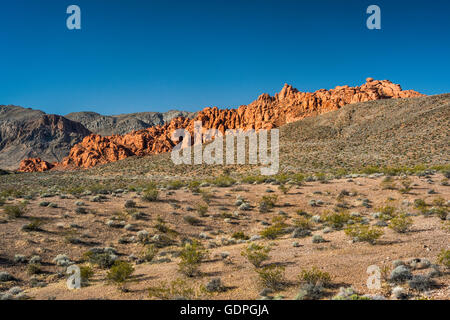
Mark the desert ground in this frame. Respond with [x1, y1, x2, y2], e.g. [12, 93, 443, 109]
[0, 170, 448, 300]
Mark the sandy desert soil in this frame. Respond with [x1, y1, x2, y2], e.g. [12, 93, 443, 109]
[0, 172, 448, 300]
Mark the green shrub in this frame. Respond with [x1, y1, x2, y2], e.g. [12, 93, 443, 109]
[27, 263, 42, 275]
[142, 244, 159, 262]
[389, 213, 413, 233]
[83, 251, 116, 269]
[195, 203, 208, 217]
[345, 224, 384, 244]
[142, 187, 159, 202]
[22, 218, 44, 232]
[259, 195, 278, 212]
[148, 278, 208, 300]
[167, 180, 184, 190]
[437, 249, 450, 268]
[211, 175, 235, 187]
[298, 267, 332, 287]
[80, 265, 94, 285]
[260, 217, 287, 239]
[278, 184, 291, 195]
[178, 241, 207, 277]
[256, 265, 285, 290]
[183, 215, 202, 226]
[231, 231, 249, 240]
[3, 204, 26, 218]
[154, 216, 168, 233]
[188, 181, 201, 193]
[398, 178, 413, 194]
[293, 217, 313, 230]
[107, 260, 134, 285]
[241, 243, 270, 268]
[323, 210, 351, 230]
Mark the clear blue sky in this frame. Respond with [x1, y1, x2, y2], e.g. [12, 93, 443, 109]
[1, 0, 449, 115]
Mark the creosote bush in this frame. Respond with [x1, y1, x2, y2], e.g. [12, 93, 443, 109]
[178, 241, 207, 277]
[345, 224, 384, 244]
[298, 267, 332, 287]
[437, 249, 450, 268]
[241, 243, 270, 268]
[148, 278, 208, 300]
[3, 204, 26, 219]
[107, 260, 134, 285]
[256, 265, 286, 290]
[142, 186, 159, 202]
[389, 213, 413, 233]
[323, 210, 351, 230]
[260, 216, 287, 239]
[142, 244, 159, 262]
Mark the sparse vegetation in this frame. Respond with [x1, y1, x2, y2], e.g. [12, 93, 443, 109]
[389, 213, 413, 233]
[178, 241, 207, 277]
[241, 243, 270, 268]
[345, 224, 384, 244]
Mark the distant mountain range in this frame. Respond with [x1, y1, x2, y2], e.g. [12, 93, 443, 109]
[0, 106, 195, 170]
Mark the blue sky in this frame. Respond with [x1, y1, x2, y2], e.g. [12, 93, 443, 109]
[1, 0, 449, 115]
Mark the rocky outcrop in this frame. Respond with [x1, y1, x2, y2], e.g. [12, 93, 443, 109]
[18, 78, 425, 171]
[18, 158, 54, 172]
[0, 108, 91, 170]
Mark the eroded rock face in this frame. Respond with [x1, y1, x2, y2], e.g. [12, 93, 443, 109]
[18, 158, 54, 172]
[0, 111, 91, 170]
[20, 79, 424, 171]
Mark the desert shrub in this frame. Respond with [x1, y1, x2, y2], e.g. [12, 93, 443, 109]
[377, 205, 396, 217]
[211, 175, 235, 187]
[200, 190, 213, 204]
[22, 218, 44, 232]
[398, 178, 413, 194]
[241, 243, 270, 268]
[298, 267, 332, 287]
[124, 200, 136, 208]
[148, 278, 208, 300]
[323, 210, 351, 230]
[295, 283, 324, 300]
[0, 198, 4, 206]
[380, 176, 397, 190]
[3, 204, 26, 218]
[260, 217, 287, 239]
[142, 187, 159, 202]
[107, 261, 134, 285]
[389, 213, 413, 233]
[183, 215, 202, 226]
[141, 244, 159, 262]
[437, 249, 450, 268]
[278, 184, 291, 195]
[241, 175, 267, 184]
[255, 265, 286, 290]
[178, 241, 207, 277]
[258, 195, 278, 212]
[345, 224, 384, 244]
[291, 173, 305, 185]
[293, 217, 313, 230]
[231, 231, 249, 240]
[154, 216, 168, 233]
[27, 263, 42, 275]
[80, 265, 94, 285]
[188, 181, 201, 193]
[195, 203, 208, 217]
[167, 180, 184, 190]
[83, 251, 116, 269]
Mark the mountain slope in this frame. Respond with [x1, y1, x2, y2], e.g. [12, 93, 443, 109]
[0, 106, 91, 170]
[65, 110, 197, 136]
[80, 94, 449, 178]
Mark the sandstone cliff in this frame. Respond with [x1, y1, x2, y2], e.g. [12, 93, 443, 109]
[18, 78, 424, 172]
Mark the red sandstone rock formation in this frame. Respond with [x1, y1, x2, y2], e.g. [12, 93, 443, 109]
[18, 158, 54, 172]
[20, 78, 424, 171]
